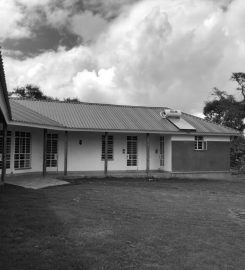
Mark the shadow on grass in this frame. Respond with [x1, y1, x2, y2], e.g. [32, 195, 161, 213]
[0, 184, 87, 270]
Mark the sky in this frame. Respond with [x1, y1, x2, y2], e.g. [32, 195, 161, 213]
[1, 0, 245, 116]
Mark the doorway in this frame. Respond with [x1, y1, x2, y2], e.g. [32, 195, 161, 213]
[46, 133, 58, 172]
[127, 136, 137, 169]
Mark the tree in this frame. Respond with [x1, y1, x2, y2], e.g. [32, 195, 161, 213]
[9, 84, 55, 101]
[231, 72, 245, 102]
[63, 97, 81, 103]
[203, 74, 245, 170]
[203, 88, 245, 131]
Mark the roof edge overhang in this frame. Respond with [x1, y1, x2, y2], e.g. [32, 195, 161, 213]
[8, 121, 241, 136]
[0, 49, 12, 123]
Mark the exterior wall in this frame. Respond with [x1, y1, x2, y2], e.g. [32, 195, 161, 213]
[0, 126, 231, 175]
[172, 140, 230, 172]
[149, 134, 161, 171]
[1, 127, 173, 174]
[66, 133, 165, 172]
[164, 136, 172, 171]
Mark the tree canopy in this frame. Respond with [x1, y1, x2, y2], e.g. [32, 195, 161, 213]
[203, 73, 245, 132]
[8, 84, 81, 103]
[8, 84, 55, 101]
[203, 72, 245, 170]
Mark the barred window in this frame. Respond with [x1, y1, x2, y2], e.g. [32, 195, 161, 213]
[14, 132, 31, 169]
[127, 136, 137, 166]
[46, 133, 58, 167]
[0, 131, 11, 169]
[195, 136, 207, 150]
[101, 135, 113, 160]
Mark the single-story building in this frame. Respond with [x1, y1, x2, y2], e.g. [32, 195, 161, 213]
[0, 51, 241, 183]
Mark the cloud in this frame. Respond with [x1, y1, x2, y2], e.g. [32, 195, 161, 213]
[0, 0, 30, 40]
[70, 11, 108, 42]
[3, 0, 245, 115]
[4, 46, 96, 98]
[82, 0, 141, 20]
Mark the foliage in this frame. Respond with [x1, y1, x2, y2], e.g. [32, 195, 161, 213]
[203, 73, 245, 170]
[230, 136, 245, 171]
[203, 88, 245, 131]
[231, 72, 245, 101]
[63, 97, 80, 103]
[9, 84, 81, 103]
[8, 84, 56, 101]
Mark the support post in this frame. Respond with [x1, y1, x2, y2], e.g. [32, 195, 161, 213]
[64, 131, 68, 176]
[42, 129, 47, 177]
[1, 121, 7, 183]
[146, 133, 150, 176]
[104, 132, 108, 176]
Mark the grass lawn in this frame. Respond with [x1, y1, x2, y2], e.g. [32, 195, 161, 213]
[0, 178, 245, 270]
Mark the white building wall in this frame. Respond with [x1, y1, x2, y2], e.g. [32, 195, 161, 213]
[164, 135, 172, 172]
[149, 134, 161, 170]
[67, 132, 104, 172]
[4, 126, 228, 175]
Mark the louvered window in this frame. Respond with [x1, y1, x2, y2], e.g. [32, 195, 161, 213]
[0, 131, 11, 169]
[195, 136, 207, 150]
[127, 136, 137, 166]
[14, 132, 31, 169]
[46, 133, 58, 167]
[101, 135, 113, 160]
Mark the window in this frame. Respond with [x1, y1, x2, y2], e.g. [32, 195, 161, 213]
[101, 135, 113, 160]
[195, 136, 207, 150]
[14, 132, 31, 169]
[46, 133, 58, 167]
[127, 136, 137, 166]
[0, 131, 11, 169]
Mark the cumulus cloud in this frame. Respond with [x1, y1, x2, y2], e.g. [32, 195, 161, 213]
[70, 11, 108, 42]
[0, 0, 30, 40]
[3, 0, 245, 114]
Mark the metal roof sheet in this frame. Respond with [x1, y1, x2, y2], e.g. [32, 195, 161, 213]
[9, 98, 240, 135]
[10, 100, 64, 127]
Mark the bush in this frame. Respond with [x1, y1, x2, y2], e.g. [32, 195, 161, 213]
[230, 136, 245, 171]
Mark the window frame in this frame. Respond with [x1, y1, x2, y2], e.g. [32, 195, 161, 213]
[127, 135, 138, 167]
[101, 135, 114, 161]
[194, 136, 207, 151]
[46, 133, 58, 168]
[14, 131, 32, 170]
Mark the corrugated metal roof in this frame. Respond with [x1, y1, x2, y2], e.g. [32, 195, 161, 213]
[9, 98, 240, 135]
[10, 100, 64, 127]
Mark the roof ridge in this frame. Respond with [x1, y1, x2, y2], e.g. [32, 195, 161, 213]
[10, 97, 169, 109]
[182, 112, 240, 133]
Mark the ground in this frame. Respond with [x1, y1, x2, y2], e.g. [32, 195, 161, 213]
[0, 178, 245, 270]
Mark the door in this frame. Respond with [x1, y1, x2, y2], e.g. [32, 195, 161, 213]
[160, 136, 164, 169]
[46, 133, 58, 172]
[127, 136, 138, 169]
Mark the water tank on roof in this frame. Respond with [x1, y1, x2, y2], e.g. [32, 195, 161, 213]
[160, 109, 181, 119]
[160, 108, 196, 131]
